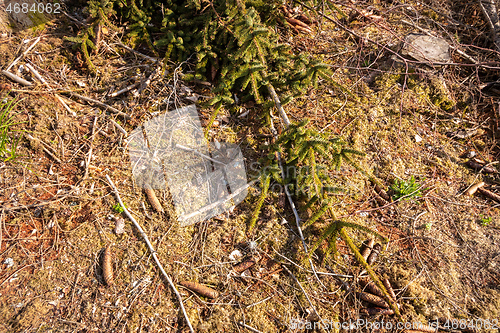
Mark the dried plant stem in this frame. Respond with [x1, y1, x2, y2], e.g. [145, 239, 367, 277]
[266, 83, 291, 127]
[105, 175, 194, 333]
[478, 187, 500, 203]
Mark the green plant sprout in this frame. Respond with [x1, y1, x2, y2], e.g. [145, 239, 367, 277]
[390, 175, 426, 201]
[0, 96, 23, 162]
[112, 203, 126, 213]
[479, 215, 492, 226]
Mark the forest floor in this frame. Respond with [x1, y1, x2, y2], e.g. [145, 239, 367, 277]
[0, 1, 500, 332]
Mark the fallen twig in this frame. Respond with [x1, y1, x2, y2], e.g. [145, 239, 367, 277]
[83, 114, 98, 179]
[105, 175, 194, 333]
[109, 118, 128, 136]
[238, 321, 264, 333]
[109, 81, 140, 98]
[2, 70, 32, 86]
[477, 187, 500, 203]
[6, 36, 41, 71]
[26, 134, 62, 163]
[282, 265, 319, 318]
[114, 42, 160, 62]
[175, 143, 226, 166]
[64, 92, 131, 119]
[24, 63, 74, 115]
[466, 159, 497, 174]
[178, 180, 256, 222]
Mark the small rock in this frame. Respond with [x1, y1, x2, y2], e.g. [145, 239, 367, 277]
[229, 249, 243, 261]
[3, 258, 14, 268]
[401, 33, 451, 63]
[114, 217, 125, 235]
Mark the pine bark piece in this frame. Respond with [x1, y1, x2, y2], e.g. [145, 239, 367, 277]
[233, 258, 257, 273]
[357, 292, 389, 308]
[144, 185, 164, 213]
[466, 159, 497, 174]
[102, 246, 114, 286]
[359, 277, 385, 298]
[383, 278, 397, 301]
[466, 181, 485, 196]
[366, 243, 382, 265]
[360, 307, 394, 316]
[179, 281, 219, 299]
[359, 238, 375, 261]
[477, 187, 500, 203]
[374, 184, 391, 201]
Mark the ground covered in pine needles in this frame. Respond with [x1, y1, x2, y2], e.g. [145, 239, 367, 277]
[1, 0, 500, 332]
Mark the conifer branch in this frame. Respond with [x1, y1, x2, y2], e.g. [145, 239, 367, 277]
[339, 227, 401, 318]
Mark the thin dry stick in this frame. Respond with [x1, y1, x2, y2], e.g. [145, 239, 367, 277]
[25, 134, 62, 163]
[178, 180, 256, 222]
[24, 63, 74, 115]
[109, 118, 128, 136]
[0, 210, 3, 254]
[109, 81, 140, 98]
[175, 143, 226, 166]
[83, 114, 98, 179]
[1, 70, 32, 86]
[105, 175, 194, 333]
[238, 321, 264, 333]
[282, 265, 321, 322]
[64, 92, 131, 119]
[6, 36, 41, 71]
[114, 42, 160, 62]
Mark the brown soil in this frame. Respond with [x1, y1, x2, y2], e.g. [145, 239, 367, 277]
[0, 1, 499, 332]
